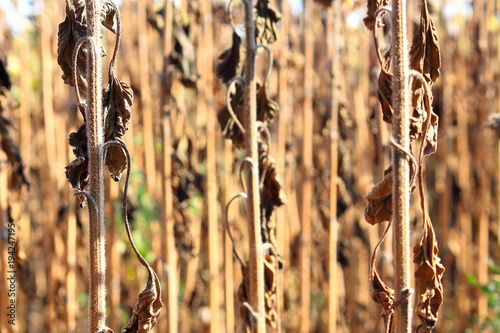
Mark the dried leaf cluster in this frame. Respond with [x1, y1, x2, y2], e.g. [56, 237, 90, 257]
[363, 0, 445, 330]
[57, 1, 161, 331]
[58, 0, 133, 205]
[216, 0, 285, 329]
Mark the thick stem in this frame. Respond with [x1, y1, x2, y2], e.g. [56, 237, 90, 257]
[86, 0, 106, 331]
[391, 0, 412, 331]
[243, 1, 265, 332]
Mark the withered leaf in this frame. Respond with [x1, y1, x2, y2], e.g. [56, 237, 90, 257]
[256, 81, 279, 124]
[65, 123, 89, 198]
[215, 31, 241, 84]
[378, 68, 393, 124]
[103, 74, 133, 181]
[254, 0, 282, 45]
[364, 0, 390, 31]
[122, 266, 163, 333]
[365, 166, 393, 225]
[259, 149, 286, 222]
[409, 0, 441, 84]
[101, 0, 118, 33]
[217, 82, 245, 149]
[369, 269, 394, 331]
[413, 217, 445, 332]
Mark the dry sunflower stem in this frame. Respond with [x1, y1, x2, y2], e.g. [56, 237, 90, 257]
[363, 0, 444, 331]
[57, 1, 162, 331]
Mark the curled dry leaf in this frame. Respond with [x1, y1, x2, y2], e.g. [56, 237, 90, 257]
[0, 52, 12, 90]
[409, 0, 441, 84]
[254, 0, 282, 45]
[377, 68, 393, 124]
[215, 31, 242, 84]
[101, 0, 118, 33]
[256, 80, 278, 124]
[57, 1, 88, 90]
[413, 217, 445, 332]
[122, 266, 163, 333]
[217, 82, 245, 149]
[66, 123, 89, 206]
[369, 270, 395, 332]
[363, 0, 390, 31]
[365, 166, 393, 225]
[259, 149, 286, 222]
[103, 74, 133, 181]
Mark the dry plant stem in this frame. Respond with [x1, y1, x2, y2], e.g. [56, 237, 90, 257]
[300, 0, 314, 332]
[160, 1, 178, 331]
[390, 0, 412, 331]
[242, 0, 265, 331]
[84, 0, 106, 331]
[328, 3, 340, 332]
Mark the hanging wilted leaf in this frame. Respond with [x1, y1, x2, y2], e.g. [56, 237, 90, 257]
[254, 0, 282, 45]
[264, 255, 278, 328]
[65, 123, 89, 203]
[378, 68, 393, 124]
[369, 269, 395, 332]
[259, 148, 286, 222]
[413, 217, 445, 332]
[122, 266, 163, 333]
[256, 80, 279, 124]
[57, 2, 88, 90]
[409, 0, 441, 84]
[364, 0, 390, 31]
[365, 166, 393, 225]
[215, 31, 242, 84]
[217, 82, 245, 149]
[103, 74, 133, 181]
[101, 0, 118, 33]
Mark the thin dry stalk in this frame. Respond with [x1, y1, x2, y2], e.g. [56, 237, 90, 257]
[242, 1, 266, 331]
[300, 0, 314, 331]
[391, 0, 412, 330]
[327, 3, 340, 332]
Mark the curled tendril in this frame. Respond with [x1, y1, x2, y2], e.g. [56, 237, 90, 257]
[369, 221, 392, 276]
[74, 190, 98, 214]
[108, 0, 122, 77]
[409, 70, 435, 223]
[72, 36, 93, 104]
[373, 6, 392, 67]
[226, 76, 247, 135]
[228, 0, 246, 35]
[101, 140, 149, 267]
[239, 157, 255, 193]
[225, 193, 248, 268]
[254, 44, 273, 85]
[388, 139, 419, 188]
[242, 301, 260, 321]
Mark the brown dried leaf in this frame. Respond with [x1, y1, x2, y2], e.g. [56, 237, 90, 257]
[122, 266, 163, 333]
[217, 82, 245, 149]
[256, 81, 279, 124]
[409, 0, 441, 84]
[413, 217, 445, 332]
[215, 31, 241, 84]
[57, 1, 88, 90]
[101, 0, 118, 33]
[369, 269, 394, 331]
[365, 167, 393, 225]
[259, 150, 286, 222]
[254, 0, 282, 45]
[65, 123, 89, 205]
[378, 68, 393, 124]
[103, 74, 133, 181]
[364, 0, 389, 31]
[0, 52, 12, 89]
